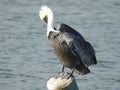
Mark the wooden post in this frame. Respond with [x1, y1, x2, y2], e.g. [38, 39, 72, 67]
[47, 72, 79, 90]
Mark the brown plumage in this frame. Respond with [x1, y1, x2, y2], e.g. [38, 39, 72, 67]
[39, 6, 97, 76]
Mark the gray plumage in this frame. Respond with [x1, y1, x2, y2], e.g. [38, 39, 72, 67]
[39, 6, 97, 75]
[48, 24, 97, 75]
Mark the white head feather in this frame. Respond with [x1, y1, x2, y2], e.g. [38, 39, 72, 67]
[39, 5, 59, 37]
[39, 6, 53, 23]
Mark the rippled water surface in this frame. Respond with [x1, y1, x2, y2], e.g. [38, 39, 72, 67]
[0, 0, 120, 90]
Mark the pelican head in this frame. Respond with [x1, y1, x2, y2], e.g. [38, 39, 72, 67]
[39, 5, 54, 24]
[39, 5, 59, 37]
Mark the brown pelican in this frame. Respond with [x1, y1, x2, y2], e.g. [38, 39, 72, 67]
[39, 6, 97, 77]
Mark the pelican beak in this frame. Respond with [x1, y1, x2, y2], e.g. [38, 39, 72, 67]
[43, 15, 48, 23]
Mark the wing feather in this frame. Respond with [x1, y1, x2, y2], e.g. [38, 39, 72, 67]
[60, 32, 96, 66]
[57, 23, 97, 66]
[72, 38, 96, 66]
[57, 23, 85, 40]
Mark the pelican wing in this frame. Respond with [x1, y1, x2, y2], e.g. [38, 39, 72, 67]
[72, 37, 97, 66]
[60, 31, 97, 66]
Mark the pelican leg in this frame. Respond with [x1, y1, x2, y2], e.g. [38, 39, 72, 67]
[62, 66, 76, 79]
[71, 66, 76, 75]
[55, 66, 65, 79]
[62, 66, 64, 72]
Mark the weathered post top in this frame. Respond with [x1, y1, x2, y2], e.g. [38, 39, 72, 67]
[47, 72, 79, 90]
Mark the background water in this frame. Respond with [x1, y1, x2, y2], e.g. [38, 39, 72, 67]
[0, 0, 120, 90]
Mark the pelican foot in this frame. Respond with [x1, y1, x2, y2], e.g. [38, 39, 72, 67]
[54, 72, 65, 79]
[61, 73, 73, 79]
[55, 72, 73, 79]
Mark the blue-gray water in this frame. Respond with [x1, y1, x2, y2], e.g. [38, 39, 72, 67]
[0, 0, 120, 90]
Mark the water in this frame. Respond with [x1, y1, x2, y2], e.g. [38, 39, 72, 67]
[0, 0, 120, 90]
